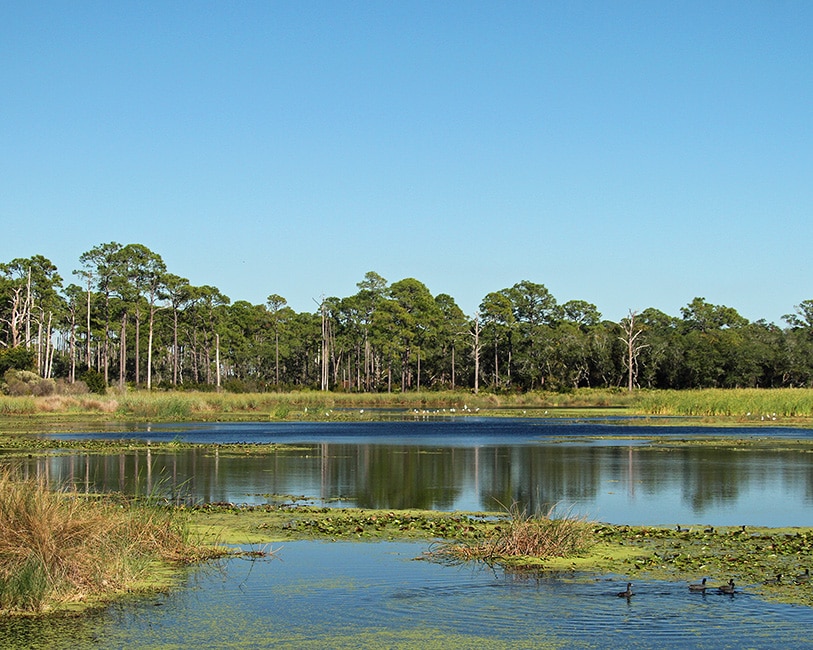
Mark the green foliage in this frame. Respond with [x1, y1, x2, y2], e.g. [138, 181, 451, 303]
[10, 241, 813, 393]
[0, 348, 35, 375]
[81, 369, 107, 395]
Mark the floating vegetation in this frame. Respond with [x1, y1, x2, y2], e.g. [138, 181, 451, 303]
[592, 524, 813, 606]
[186, 504, 499, 546]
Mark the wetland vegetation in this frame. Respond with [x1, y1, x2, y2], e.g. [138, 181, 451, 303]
[185, 502, 813, 607]
[5, 386, 813, 423]
[0, 469, 223, 616]
[0, 389, 811, 619]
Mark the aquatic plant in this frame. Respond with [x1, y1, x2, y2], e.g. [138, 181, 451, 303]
[434, 503, 592, 565]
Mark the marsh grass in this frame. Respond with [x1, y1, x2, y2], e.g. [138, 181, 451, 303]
[0, 469, 217, 614]
[0, 388, 635, 419]
[434, 503, 593, 566]
[633, 388, 813, 418]
[5, 387, 813, 421]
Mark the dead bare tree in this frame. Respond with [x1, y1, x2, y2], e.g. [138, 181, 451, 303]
[471, 312, 481, 395]
[619, 310, 648, 391]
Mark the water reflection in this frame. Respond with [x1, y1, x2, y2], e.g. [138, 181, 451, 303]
[14, 420, 813, 525]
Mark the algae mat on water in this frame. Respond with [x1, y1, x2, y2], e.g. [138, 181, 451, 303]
[187, 505, 813, 607]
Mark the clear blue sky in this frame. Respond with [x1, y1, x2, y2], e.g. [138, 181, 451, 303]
[2, 1, 811, 324]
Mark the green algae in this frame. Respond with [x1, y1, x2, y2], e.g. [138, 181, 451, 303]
[186, 505, 813, 608]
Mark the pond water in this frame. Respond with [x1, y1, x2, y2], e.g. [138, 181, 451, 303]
[4, 419, 813, 647]
[23, 419, 813, 526]
[3, 541, 813, 649]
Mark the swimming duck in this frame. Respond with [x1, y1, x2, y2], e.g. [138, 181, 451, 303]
[616, 582, 634, 598]
[676, 524, 690, 533]
[717, 579, 735, 595]
[703, 526, 714, 534]
[688, 577, 707, 592]
[795, 568, 809, 584]
[763, 574, 782, 585]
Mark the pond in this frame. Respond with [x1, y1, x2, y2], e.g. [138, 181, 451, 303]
[4, 418, 813, 647]
[4, 541, 813, 649]
[22, 419, 813, 526]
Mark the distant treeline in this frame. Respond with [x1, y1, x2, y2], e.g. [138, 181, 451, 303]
[2, 243, 813, 393]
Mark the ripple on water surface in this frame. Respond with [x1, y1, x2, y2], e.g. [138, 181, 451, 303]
[4, 541, 810, 649]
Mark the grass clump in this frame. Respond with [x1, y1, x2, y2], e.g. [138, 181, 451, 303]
[433, 504, 592, 566]
[0, 469, 218, 615]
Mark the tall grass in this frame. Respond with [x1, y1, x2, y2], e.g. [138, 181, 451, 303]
[6, 387, 813, 420]
[0, 469, 214, 614]
[632, 388, 813, 418]
[434, 504, 592, 565]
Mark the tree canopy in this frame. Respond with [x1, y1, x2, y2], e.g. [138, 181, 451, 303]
[3, 242, 813, 393]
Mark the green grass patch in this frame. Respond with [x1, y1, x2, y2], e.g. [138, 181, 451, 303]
[4, 387, 813, 425]
[632, 388, 813, 419]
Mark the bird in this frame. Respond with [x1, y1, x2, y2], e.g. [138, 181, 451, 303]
[703, 526, 715, 534]
[795, 568, 810, 584]
[676, 524, 690, 533]
[688, 577, 708, 592]
[616, 582, 634, 598]
[763, 574, 782, 585]
[717, 579, 735, 595]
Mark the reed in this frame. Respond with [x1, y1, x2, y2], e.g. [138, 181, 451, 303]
[6, 387, 813, 420]
[0, 469, 214, 614]
[632, 388, 813, 418]
[435, 503, 592, 564]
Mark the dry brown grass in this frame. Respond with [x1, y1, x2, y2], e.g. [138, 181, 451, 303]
[432, 503, 593, 565]
[0, 469, 216, 614]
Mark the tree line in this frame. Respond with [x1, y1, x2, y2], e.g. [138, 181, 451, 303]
[2, 242, 813, 393]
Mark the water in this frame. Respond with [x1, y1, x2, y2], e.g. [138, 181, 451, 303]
[3, 541, 811, 649]
[24, 419, 813, 526]
[4, 419, 813, 646]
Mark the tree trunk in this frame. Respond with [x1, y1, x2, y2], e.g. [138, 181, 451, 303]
[147, 308, 155, 390]
[86, 279, 92, 370]
[134, 309, 141, 386]
[119, 312, 127, 390]
[215, 333, 221, 390]
[473, 315, 480, 395]
[173, 308, 179, 385]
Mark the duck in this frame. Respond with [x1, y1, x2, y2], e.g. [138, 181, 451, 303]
[703, 526, 715, 534]
[795, 568, 809, 584]
[763, 574, 782, 585]
[616, 582, 634, 598]
[676, 524, 690, 533]
[717, 579, 735, 595]
[688, 577, 707, 592]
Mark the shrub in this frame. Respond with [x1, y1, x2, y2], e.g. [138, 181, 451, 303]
[0, 348, 35, 375]
[81, 369, 106, 395]
[3, 370, 52, 397]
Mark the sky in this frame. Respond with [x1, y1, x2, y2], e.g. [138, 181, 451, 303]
[2, 1, 811, 325]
